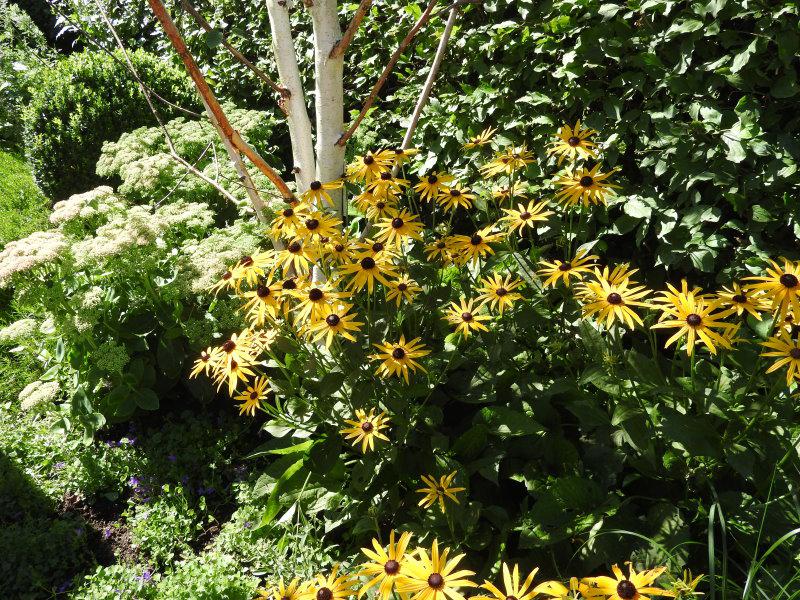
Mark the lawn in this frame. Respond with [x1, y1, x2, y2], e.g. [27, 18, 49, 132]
[0, 149, 50, 246]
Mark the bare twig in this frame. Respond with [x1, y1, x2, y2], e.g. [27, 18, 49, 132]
[147, 0, 295, 202]
[336, 0, 439, 147]
[178, 0, 289, 100]
[329, 0, 373, 58]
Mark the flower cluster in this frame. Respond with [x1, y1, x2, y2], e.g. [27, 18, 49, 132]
[0, 230, 67, 287]
[18, 380, 60, 412]
[257, 536, 698, 600]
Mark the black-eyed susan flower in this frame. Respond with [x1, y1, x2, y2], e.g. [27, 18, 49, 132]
[651, 281, 736, 356]
[327, 236, 355, 264]
[386, 275, 422, 307]
[294, 211, 343, 242]
[415, 473, 466, 513]
[476, 273, 524, 315]
[391, 147, 419, 165]
[273, 239, 318, 275]
[213, 358, 256, 395]
[479, 146, 534, 178]
[340, 408, 390, 453]
[347, 151, 393, 183]
[241, 280, 282, 327]
[354, 238, 397, 260]
[358, 530, 413, 600]
[473, 563, 568, 600]
[300, 179, 343, 207]
[414, 172, 454, 202]
[370, 335, 430, 383]
[450, 226, 504, 265]
[538, 249, 599, 288]
[717, 282, 770, 320]
[436, 183, 476, 212]
[743, 257, 800, 323]
[604, 262, 639, 285]
[582, 563, 673, 600]
[339, 254, 399, 294]
[299, 565, 359, 600]
[309, 302, 363, 347]
[189, 347, 214, 378]
[233, 375, 270, 416]
[271, 204, 309, 238]
[463, 126, 497, 149]
[374, 209, 424, 248]
[399, 540, 476, 600]
[368, 172, 409, 201]
[259, 579, 304, 600]
[547, 120, 598, 165]
[353, 190, 377, 214]
[577, 267, 652, 329]
[208, 267, 241, 295]
[365, 197, 401, 222]
[761, 329, 800, 386]
[554, 164, 620, 208]
[232, 252, 272, 287]
[443, 297, 491, 338]
[492, 182, 527, 205]
[500, 200, 554, 235]
[292, 281, 349, 323]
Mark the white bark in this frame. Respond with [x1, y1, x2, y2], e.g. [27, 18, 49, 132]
[266, 0, 317, 192]
[310, 0, 346, 217]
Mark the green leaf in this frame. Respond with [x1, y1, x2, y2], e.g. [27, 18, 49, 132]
[204, 29, 223, 49]
[477, 406, 544, 437]
[133, 388, 159, 411]
[260, 457, 306, 526]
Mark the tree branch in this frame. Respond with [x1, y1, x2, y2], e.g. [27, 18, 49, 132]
[178, 0, 289, 100]
[147, 0, 295, 202]
[329, 0, 373, 59]
[336, 0, 439, 147]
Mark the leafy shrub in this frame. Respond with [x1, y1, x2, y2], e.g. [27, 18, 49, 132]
[0, 150, 50, 245]
[155, 552, 259, 600]
[71, 564, 158, 600]
[22, 48, 197, 200]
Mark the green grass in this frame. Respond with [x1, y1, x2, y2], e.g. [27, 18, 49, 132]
[0, 149, 50, 246]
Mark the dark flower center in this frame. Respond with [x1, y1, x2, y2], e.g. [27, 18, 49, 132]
[222, 340, 236, 353]
[520, 211, 532, 220]
[222, 271, 232, 280]
[200, 351, 210, 361]
[427, 573, 444, 590]
[363, 156, 375, 165]
[732, 294, 747, 303]
[462, 312, 473, 322]
[310, 180, 322, 190]
[320, 236, 330, 244]
[326, 314, 340, 326]
[361, 256, 376, 270]
[230, 359, 238, 369]
[308, 288, 324, 301]
[282, 279, 297, 290]
[470, 234, 483, 246]
[376, 201, 386, 210]
[780, 273, 799, 289]
[334, 244, 345, 252]
[249, 391, 259, 400]
[686, 313, 703, 327]
[392, 347, 406, 359]
[616, 580, 637, 600]
[241, 256, 253, 267]
[427, 175, 438, 184]
[283, 208, 294, 217]
[506, 596, 519, 600]
[384, 559, 400, 575]
[450, 189, 461, 197]
[567, 136, 581, 147]
[496, 287, 508, 297]
[558, 262, 572, 271]
[398, 283, 408, 292]
[436, 241, 446, 249]
[607, 292, 623, 305]
[288, 241, 302, 253]
[381, 172, 392, 180]
[790, 348, 800, 360]
[391, 217, 404, 229]
[518, 239, 532, 250]
[579, 175, 594, 187]
[257, 285, 271, 298]
[372, 242, 384, 253]
[281, 596, 290, 600]
[305, 218, 320, 230]
[361, 421, 374, 433]
[317, 588, 333, 600]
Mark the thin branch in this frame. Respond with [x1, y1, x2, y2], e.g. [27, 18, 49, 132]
[329, 0, 373, 59]
[147, 0, 295, 202]
[336, 0, 440, 147]
[178, 0, 289, 99]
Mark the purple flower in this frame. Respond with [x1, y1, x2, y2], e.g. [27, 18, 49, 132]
[106, 440, 118, 448]
[128, 476, 141, 488]
[53, 461, 66, 471]
[74, 527, 84, 537]
[102, 527, 112, 539]
[135, 569, 153, 583]
[167, 454, 177, 463]
[243, 521, 253, 529]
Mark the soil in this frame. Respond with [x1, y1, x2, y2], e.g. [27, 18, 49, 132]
[58, 493, 136, 565]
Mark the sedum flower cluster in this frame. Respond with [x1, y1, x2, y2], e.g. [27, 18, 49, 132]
[18, 380, 60, 412]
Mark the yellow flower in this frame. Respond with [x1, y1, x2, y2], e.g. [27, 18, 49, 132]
[476, 273, 524, 315]
[479, 145, 534, 178]
[391, 147, 419, 165]
[717, 282, 769, 320]
[443, 297, 491, 338]
[354, 238, 398, 260]
[651, 281, 736, 356]
[365, 197, 401, 222]
[340, 408, 391, 453]
[415, 473, 466, 513]
[190, 347, 214, 378]
[213, 358, 256, 396]
[386, 275, 422, 307]
[309, 302, 363, 348]
[553, 164, 620, 207]
[233, 375, 270, 416]
[300, 179, 343, 207]
[294, 210, 343, 242]
[743, 257, 800, 323]
[367, 173, 409, 201]
[473, 563, 568, 600]
[231, 252, 272, 287]
[208, 267, 241, 295]
[261, 579, 303, 600]
[338, 254, 400, 294]
[370, 335, 430, 383]
[761, 329, 800, 386]
[273, 239, 318, 275]
[271, 204, 309, 238]
[414, 172, 454, 202]
[374, 208, 424, 248]
[299, 565, 359, 600]
[492, 182, 527, 205]
[500, 200, 554, 235]
[346, 151, 393, 183]
[463, 126, 497, 149]
[449, 226, 504, 265]
[582, 563, 674, 600]
[398, 540, 476, 600]
[241, 280, 282, 327]
[327, 235, 356, 264]
[547, 120, 598, 165]
[358, 531, 413, 600]
[425, 238, 454, 264]
[292, 281, 350, 323]
[537, 249, 599, 288]
[436, 183, 476, 212]
[576, 266, 652, 329]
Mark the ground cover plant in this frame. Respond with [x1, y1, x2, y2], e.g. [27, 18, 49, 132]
[1, 0, 799, 597]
